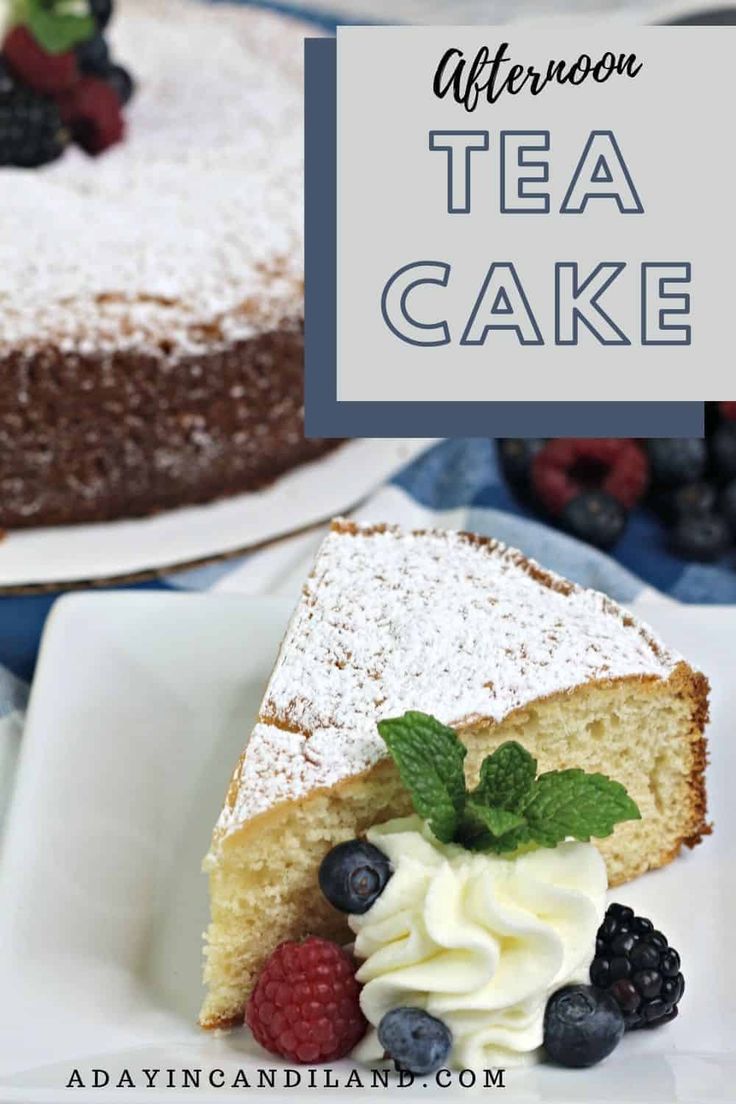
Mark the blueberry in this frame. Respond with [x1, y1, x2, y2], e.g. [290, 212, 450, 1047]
[89, 0, 113, 29]
[660, 481, 717, 523]
[544, 985, 624, 1068]
[497, 438, 545, 490]
[318, 839, 392, 914]
[647, 438, 707, 488]
[720, 480, 736, 535]
[76, 32, 110, 74]
[378, 1007, 452, 1075]
[671, 514, 730, 562]
[711, 423, 736, 483]
[560, 491, 627, 550]
[106, 64, 135, 106]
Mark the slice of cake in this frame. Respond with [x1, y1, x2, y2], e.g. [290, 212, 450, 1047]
[200, 520, 709, 1031]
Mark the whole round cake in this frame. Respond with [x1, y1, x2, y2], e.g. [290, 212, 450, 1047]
[0, 0, 337, 529]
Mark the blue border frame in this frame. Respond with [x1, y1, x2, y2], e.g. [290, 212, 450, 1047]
[304, 38, 703, 439]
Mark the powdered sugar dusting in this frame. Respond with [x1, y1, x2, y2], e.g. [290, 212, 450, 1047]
[0, 0, 305, 356]
[212, 522, 679, 846]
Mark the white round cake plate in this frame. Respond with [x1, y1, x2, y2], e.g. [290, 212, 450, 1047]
[0, 439, 436, 592]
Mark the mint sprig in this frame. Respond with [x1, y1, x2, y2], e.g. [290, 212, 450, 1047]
[10, 0, 95, 55]
[378, 711, 640, 855]
[377, 711, 466, 843]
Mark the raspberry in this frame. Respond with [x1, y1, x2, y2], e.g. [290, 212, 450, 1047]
[532, 438, 648, 516]
[2, 25, 78, 96]
[246, 937, 367, 1063]
[58, 76, 124, 154]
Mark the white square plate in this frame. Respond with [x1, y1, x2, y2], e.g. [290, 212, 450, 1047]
[0, 592, 734, 1102]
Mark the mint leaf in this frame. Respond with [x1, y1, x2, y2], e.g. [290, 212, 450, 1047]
[24, 0, 95, 54]
[378, 712, 467, 843]
[460, 805, 532, 853]
[377, 712, 639, 855]
[459, 799, 527, 849]
[464, 800, 527, 839]
[524, 769, 641, 847]
[463, 829, 532, 853]
[473, 741, 537, 811]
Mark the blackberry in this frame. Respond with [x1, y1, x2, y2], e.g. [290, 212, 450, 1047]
[590, 904, 684, 1030]
[0, 58, 15, 97]
[318, 839, 392, 914]
[106, 63, 135, 106]
[560, 490, 627, 550]
[0, 86, 68, 167]
[76, 32, 110, 75]
[89, 0, 114, 29]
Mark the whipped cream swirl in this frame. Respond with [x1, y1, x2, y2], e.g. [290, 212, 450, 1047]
[350, 816, 606, 1069]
